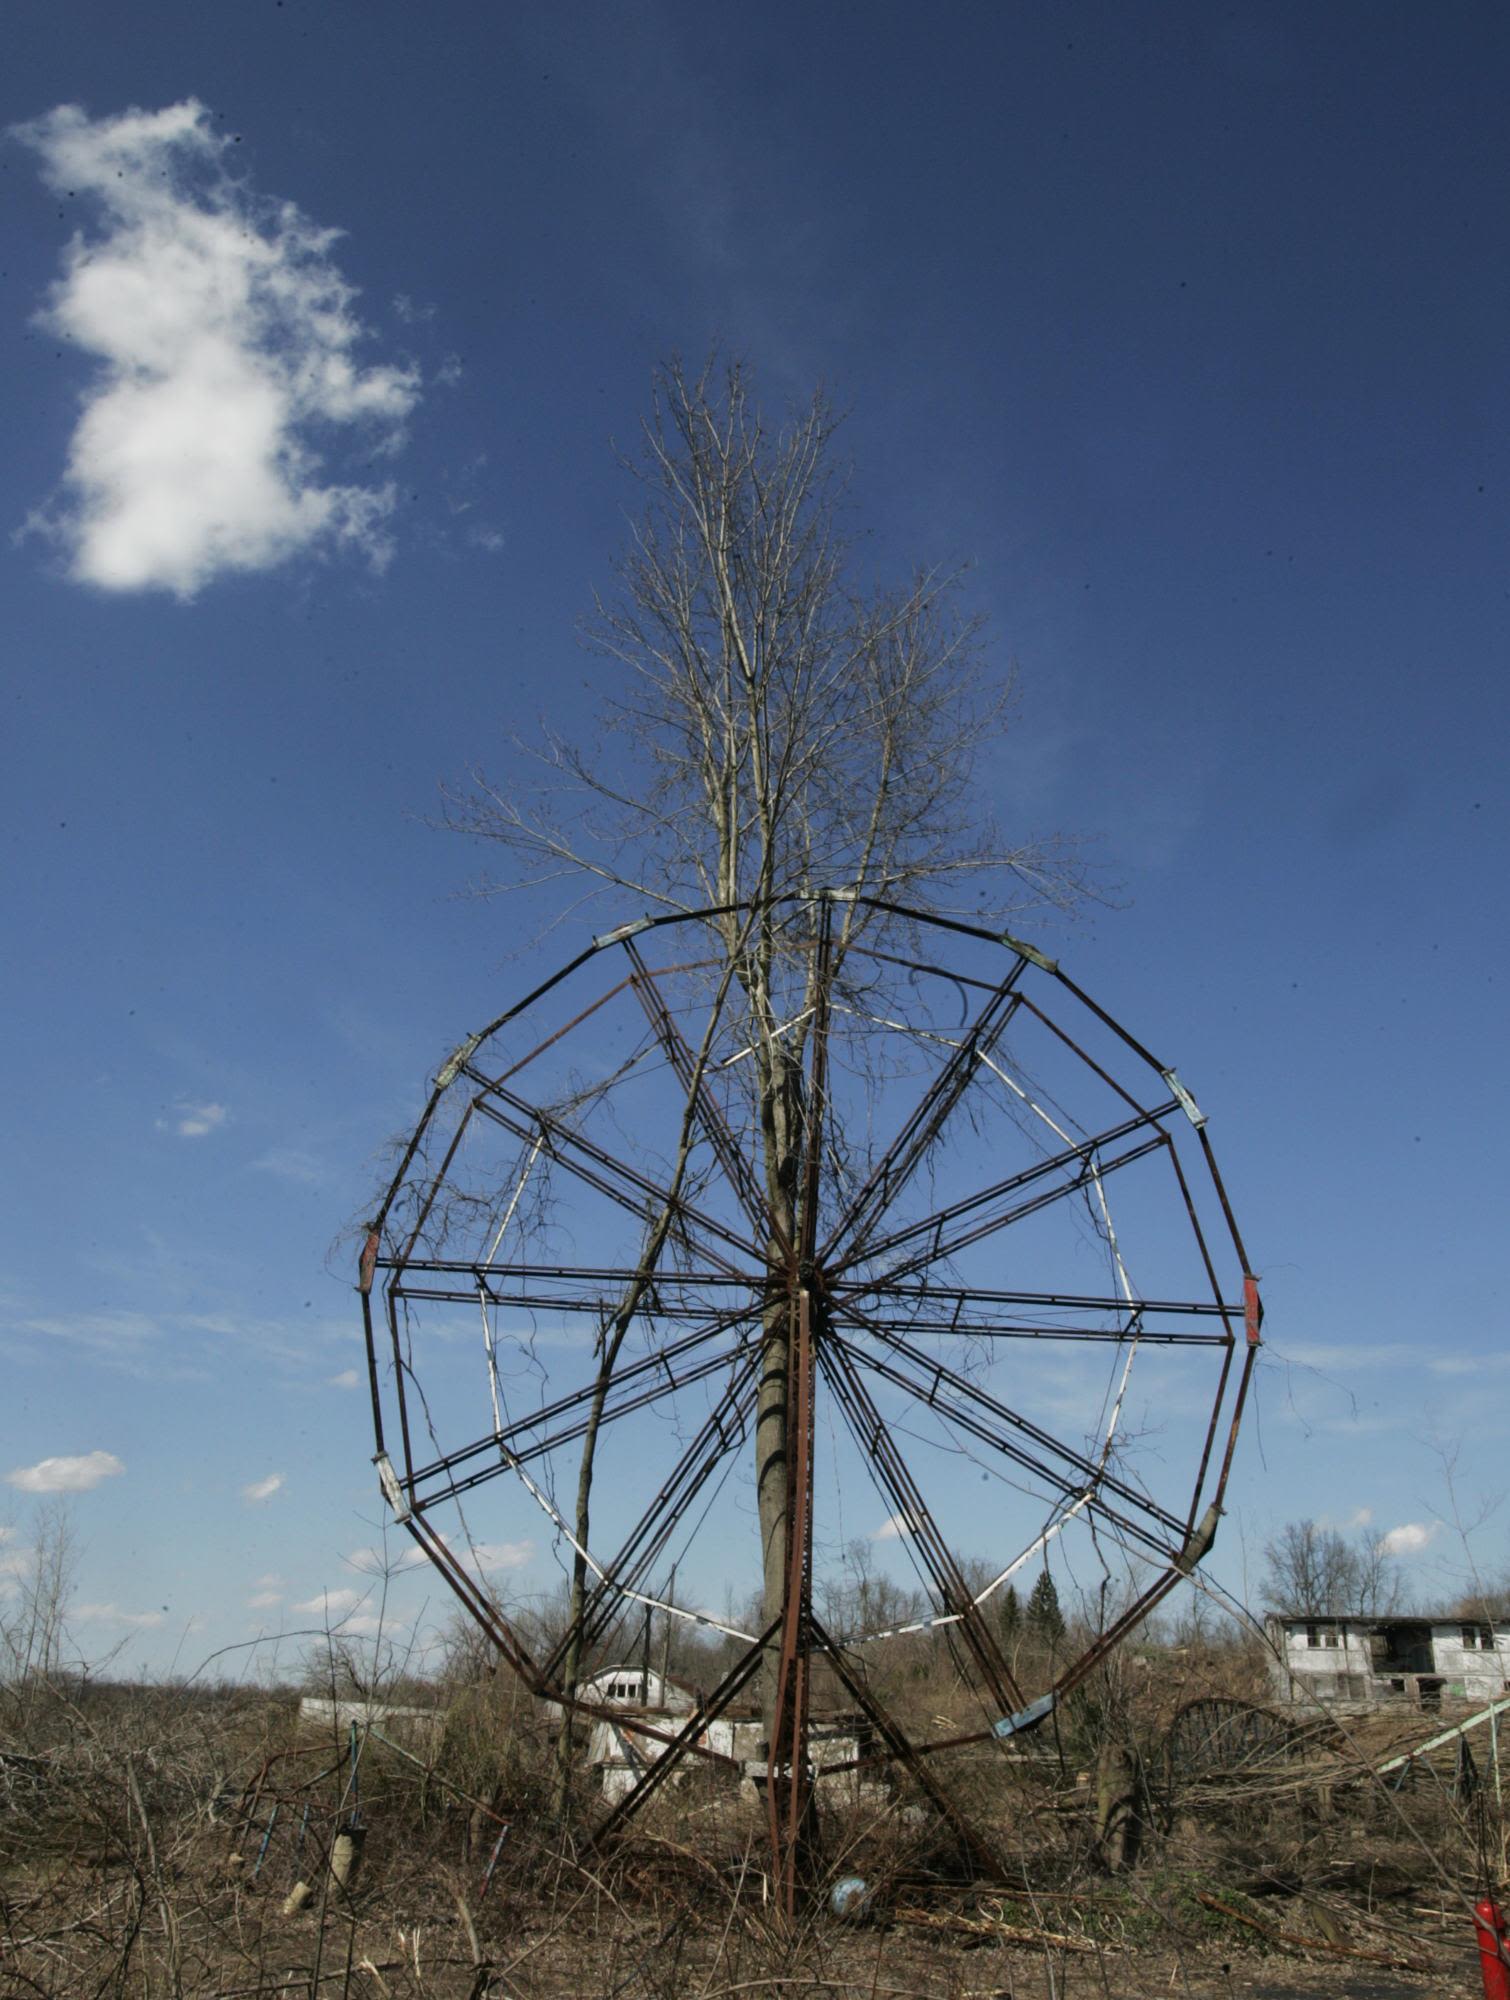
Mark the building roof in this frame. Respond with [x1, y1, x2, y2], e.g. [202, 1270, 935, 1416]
[1266, 1611, 1508, 1628]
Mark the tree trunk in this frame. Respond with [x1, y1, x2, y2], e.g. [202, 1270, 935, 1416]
[553, 1352, 617, 1815]
[1095, 1741, 1142, 1873]
[756, 1272, 791, 1755]
[755, 1042, 804, 1751]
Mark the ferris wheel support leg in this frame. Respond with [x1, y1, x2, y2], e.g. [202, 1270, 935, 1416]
[767, 1286, 819, 1922]
[810, 1615, 1013, 1886]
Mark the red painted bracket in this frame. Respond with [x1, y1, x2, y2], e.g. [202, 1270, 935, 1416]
[1243, 1273, 1262, 1345]
[358, 1226, 381, 1297]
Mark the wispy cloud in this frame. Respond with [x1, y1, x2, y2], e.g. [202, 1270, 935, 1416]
[7, 1449, 124, 1493]
[328, 1368, 360, 1390]
[247, 1589, 282, 1609]
[1380, 1520, 1440, 1556]
[242, 1472, 284, 1504]
[14, 99, 419, 598]
[1, 1300, 350, 1382]
[74, 1601, 168, 1629]
[157, 1099, 227, 1139]
[250, 1147, 325, 1186]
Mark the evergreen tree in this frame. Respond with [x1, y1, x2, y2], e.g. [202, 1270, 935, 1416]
[999, 1582, 1021, 1646]
[1027, 1568, 1065, 1646]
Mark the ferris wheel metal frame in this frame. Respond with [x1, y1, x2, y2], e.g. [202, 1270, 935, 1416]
[357, 891, 1260, 1912]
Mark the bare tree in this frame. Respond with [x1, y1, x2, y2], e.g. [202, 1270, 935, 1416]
[1260, 1518, 1401, 1617]
[0, 1501, 80, 1729]
[446, 355, 1085, 1746]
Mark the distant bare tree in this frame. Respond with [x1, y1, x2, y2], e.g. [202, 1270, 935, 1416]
[1260, 1518, 1401, 1616]
[0, 1502, 80, 1728]
[1451, 1580, 1510, 1619]
[446, 355, 1087, 1749]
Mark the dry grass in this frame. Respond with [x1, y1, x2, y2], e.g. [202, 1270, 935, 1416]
[1, 1648, 1500, 1998]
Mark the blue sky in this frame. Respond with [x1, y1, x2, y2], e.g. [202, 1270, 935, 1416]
[2, 1, 1506, 1675]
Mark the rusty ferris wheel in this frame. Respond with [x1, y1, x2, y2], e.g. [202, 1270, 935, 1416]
[357, 892, 1259, 1910]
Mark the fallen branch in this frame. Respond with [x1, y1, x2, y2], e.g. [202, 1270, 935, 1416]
[892, 1903, 1116, 1955]
[1193, 1891, 1434, 1973]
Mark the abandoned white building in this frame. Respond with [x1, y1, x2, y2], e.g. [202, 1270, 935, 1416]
[1266, 1614, 1510, 1710]
[542, 1664, 879, 1804]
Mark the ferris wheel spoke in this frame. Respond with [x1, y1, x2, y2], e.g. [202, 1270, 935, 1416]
[835, 1116, 1175, 1289]
[500, 1330, 756, 1472]
[829, 1297, 1188, 1543]
[404, 1304, 757, 1496]
[830, 1305, 1224, 1346]
[469, 1088, 761, 1271]
[621, 937, 789, 1257]
[821, 966, 1027, 1266]
[817, 1336, 1026, 1713]
[388, 1260, 764, 1315]
[835, 1328, 1177, 1564]
[542, 1352, 764, 1677]
[832, 1274, 1236, 1343]
[803, 1610, 1012, 1879]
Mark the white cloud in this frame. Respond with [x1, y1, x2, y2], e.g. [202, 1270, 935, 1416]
[1380, 1521, 1440, 1556]
[339, 1612, 407, 1637]
[328, 1368, 360, 1390]
[15, 100, 420, 598]
[157, 1099, 227, 1139]
[292, 1587, 361, 1615]
[247, 1589, 282, 1609]
[254, 1571, 282, 1588]
[467, 1539, 533, 1573]
[7, 1449, 124, 1493]
[242, 1472, 284, 1504]
[74, 1602, 167, 1628]
[871, 1511, 915, 1543]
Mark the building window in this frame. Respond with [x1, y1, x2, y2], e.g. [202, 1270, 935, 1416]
[1461, 1626, 1494, 1651]
[1304, 1622, 1340, 1650]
